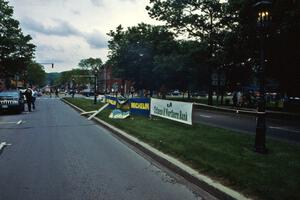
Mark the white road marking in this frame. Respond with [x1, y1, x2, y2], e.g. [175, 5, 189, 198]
[0, 120, 25, 125]
[269, 126, 300, 133]
[0, 122, 16, 124]
[0, 142, 12, 151]
[198, 114, 212, 118]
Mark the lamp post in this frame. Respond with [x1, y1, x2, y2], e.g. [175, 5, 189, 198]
[253, 0, 272, 154]
[93, 73, 97, 105]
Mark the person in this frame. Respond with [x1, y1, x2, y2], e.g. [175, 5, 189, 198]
[55, 88, 59, 98]
[232, 91, 237, 107]
[24, 87, 33, 112]
[71, 89, 75, 98]
[237, 91, 242, 107]
[32, 88, 38, 110]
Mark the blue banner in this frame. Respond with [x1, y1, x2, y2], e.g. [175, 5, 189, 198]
[104, 96, 150, 116]
[105, 96, 117, 109]
[105, 96, 130, 110]
[130, 97, 150, 116]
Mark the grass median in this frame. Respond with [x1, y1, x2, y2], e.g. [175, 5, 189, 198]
[64, 97, 300, 200]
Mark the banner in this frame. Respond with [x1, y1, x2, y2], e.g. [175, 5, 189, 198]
[150, 98, 193, 125]
[130, 97, 150, 116]
[104, 96, 129, 110]
[105, 96, 149, 116]
[105, 96, 117, 109]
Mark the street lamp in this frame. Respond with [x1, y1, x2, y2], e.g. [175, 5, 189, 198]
[253, 0, 272, 154]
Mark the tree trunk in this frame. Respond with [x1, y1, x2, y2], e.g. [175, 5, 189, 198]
[221, 87, 224, 105]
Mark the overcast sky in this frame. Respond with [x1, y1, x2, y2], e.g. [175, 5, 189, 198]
[9, 0, 160, 72]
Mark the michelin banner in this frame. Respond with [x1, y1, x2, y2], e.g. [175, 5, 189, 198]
[130, 97, 150, 116]
[105, 96, 150, 116]
[150, 98, 193, 125]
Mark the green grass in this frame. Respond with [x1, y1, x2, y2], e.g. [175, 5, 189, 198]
[64, 97, 300, 200]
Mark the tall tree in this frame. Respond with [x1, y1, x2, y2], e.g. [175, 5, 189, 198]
[107, 23, 177, 92]
[224, 0, 300, 96]
[56, 69, 90, 88]
[26, 62, 46, 87]
[78, 58, 103, 75]
[0, 0, 35, 82]
[146, 0, 226, 104]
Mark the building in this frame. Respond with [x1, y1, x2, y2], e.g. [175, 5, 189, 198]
[98, 65, 132, 95]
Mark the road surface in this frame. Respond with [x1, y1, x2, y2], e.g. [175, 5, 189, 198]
[194, 109, 300, 142]
[0, 97, 214, 200]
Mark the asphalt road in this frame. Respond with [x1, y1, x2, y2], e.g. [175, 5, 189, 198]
[0, 97, 215, 200]
[194, 109, 300, 143]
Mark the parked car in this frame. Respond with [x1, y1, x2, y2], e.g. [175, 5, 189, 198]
[81, 89, 94, 97]
[191, 91, 208, 97]
[0, 90, 25, 114]
[171, 90, 180, 96]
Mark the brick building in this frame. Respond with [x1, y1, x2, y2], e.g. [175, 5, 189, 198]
[98, 65, 132, 95]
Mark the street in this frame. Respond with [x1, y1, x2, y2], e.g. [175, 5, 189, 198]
[0, 97, 214, 200]
[194, 109, 300, 143]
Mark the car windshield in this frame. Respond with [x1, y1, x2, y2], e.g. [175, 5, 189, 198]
[0, 91, 19, 98]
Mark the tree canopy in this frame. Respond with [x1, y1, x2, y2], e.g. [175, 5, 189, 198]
[78, 58, 103, 75]
[145, 0, 300, 96]
[107, 23, 177, 91]
[26, 62, 46, 87]
[0, 0, 35, 81]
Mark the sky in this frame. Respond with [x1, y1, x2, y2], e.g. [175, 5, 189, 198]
[9, 0, 161, 72]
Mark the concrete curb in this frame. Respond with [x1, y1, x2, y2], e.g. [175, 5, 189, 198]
[61, 98, 251, 200]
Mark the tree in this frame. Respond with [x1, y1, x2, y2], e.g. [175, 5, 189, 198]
[153, 40, 210, 98]
[107, 23, 177, 93]
[26, 62, 46, 87]
[0, 0, 35, 83]
[224, 0, 300, 97]
[78, 58, 103, 75]
[55, 69, 90, 89]
[146, 0, 226, 104]
[268, 0, 300, 96]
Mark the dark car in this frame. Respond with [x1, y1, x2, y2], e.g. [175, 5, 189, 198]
[0, 90, 25, 114]
[80, 89, 94, 97]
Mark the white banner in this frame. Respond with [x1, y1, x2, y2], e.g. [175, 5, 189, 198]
[150, 98, 193, 125]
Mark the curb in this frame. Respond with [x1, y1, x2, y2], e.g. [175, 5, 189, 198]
[61, 98, 251, 200]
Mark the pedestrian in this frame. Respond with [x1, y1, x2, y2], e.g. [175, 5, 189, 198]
[232, 91, 237, 107]
[24, 87, 33, 112]
[55, 88, 59, 98]
[49, 88, 52, 98]
[237, 91, 242, 107]
[32, 88, 38, 110]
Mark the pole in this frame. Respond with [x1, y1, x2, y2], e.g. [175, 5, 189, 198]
[208, 11, 214, 106]
[255, 31, 267, 153]
[94, 75, 97, 104]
